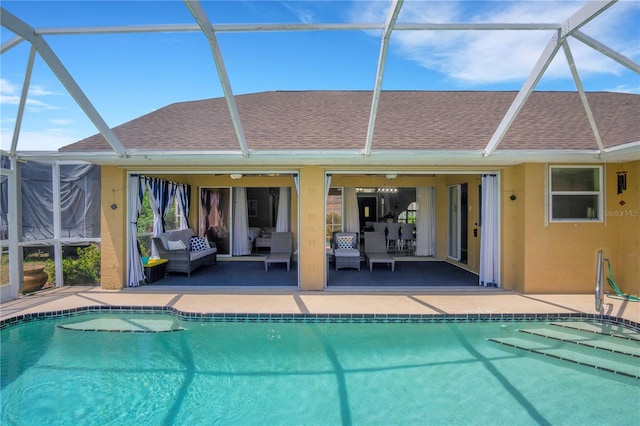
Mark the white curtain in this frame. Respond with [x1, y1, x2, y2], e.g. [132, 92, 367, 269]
[343, 187, 360, 233]
[415, 186, 436, 257]
[325, 174, 332, 205]
[145, 177, 177, 258]
[232, 187, 250, 256]
[276, 187, 290, 232]
[480, 175, 500, 287]
[127, 175, 146, 287]
[176, 183, 190, 230]
[293, 174, 300, 196]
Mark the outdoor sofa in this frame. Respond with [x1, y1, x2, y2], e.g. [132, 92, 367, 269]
[152, 228, 217, 277]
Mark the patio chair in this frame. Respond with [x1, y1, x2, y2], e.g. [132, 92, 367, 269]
[333, 232, 361, 271]
[385, 222, 401, 252]
[264, 232, 293, 271]
[400, 223, 415, 253]
[364, 231, 395, 272]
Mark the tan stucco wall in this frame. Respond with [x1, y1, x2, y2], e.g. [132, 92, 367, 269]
[100, 166, 127, 289]
[298, 166, 326, 290]
[99, 162, 638, 295]
[503, 162, 639, 294]
[501, 165, 525, 292]
[605, 161, 639, 296]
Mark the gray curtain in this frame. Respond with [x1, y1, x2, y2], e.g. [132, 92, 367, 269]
[7, 161, 101, 241]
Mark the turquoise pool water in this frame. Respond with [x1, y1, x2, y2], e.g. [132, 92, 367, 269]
[1, 312, 638, 425]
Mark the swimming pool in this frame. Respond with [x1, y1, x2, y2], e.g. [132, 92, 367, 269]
[2, 309, 638, 425]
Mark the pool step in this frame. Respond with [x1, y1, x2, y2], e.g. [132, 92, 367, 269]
[488, 336, 640, 379]
[550, 321, 640, 341]
[489, 323, 640, 379]
[519, 327, 640, 357]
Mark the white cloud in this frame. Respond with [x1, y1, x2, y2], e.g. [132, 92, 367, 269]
[348, 1, 637, 86]
[281, 1, 316, 24]
[0, 128, 82, 151]
[1, 79, 60, 110]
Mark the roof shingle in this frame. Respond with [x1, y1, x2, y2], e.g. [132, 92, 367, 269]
[60, 90, 639, 153]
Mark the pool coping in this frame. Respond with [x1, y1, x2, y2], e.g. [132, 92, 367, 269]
[2, 305, 639, 331]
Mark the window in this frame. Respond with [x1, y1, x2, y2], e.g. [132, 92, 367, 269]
[549, 166, 602, 221]
[397, 202, 417, 224]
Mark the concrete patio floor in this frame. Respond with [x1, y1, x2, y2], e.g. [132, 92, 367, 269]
[2, 285, 638, 325]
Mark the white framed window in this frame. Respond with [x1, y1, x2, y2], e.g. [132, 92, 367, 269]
[549, 166, 602, 222]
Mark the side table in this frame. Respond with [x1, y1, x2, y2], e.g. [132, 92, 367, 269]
[143, 259, 168, 284]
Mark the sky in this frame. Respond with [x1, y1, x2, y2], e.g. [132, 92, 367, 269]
[1, 0, 639, 152]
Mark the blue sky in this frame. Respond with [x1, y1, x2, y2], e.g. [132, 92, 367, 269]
[1, 0, 639, 151]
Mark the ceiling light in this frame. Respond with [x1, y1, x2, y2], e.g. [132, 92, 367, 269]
[230, 173, 243, 180]
[385, 174, 397, 180]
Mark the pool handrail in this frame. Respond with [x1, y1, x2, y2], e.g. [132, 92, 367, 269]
[595, 250, 604, 312]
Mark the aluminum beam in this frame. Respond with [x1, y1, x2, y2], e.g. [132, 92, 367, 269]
[562, 41, 604, 153]
[183, 0, 249, 157]
[0, 35, 24, 53]
[364, 0, 404, 157]
[29, 22, 563, 36]
[10, 45, 35, 156]
[572, 30, 640, 74]
[483, 0, 617, 157]
[0, 7, 127, 157]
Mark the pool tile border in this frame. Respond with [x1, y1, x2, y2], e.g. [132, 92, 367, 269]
[2, 305, 638, 331]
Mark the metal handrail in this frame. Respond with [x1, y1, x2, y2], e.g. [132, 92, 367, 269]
[595, 250, 604, 312]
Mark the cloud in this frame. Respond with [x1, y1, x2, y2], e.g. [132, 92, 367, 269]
[0, 127, 81, 151]
[281, 1, 316, 24]
[0, 78, 60, 111]
[348, 1, 638, 86]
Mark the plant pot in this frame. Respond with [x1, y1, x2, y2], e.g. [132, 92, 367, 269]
[23, 266, 48, 293]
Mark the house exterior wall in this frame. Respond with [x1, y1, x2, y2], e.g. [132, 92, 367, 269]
[298, 166, 326, 290]
[98, 161, 638, 295]
[100, 166, 127, 290]
[501, 164, 526, 292]
[605, 161, 639, 296]
[502, 161, 639, 295]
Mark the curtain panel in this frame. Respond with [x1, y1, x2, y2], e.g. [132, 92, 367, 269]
[415, 187, 436, 257]
[127, 175, 146, 287]
[480, 175, 500, 287]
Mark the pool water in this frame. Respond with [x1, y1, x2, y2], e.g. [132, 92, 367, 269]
[1, 313, 638, 425]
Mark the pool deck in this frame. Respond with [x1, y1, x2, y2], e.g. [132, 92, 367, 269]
[1, 286, 639, 325]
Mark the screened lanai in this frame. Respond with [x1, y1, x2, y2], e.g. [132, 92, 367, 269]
[1, 1, 639, 300]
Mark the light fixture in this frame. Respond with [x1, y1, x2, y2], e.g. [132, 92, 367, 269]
[385, 174, 397, 180]
[377, 187, 398, 193]
[230, 173, 243, 180]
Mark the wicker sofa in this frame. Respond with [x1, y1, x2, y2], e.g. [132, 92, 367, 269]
[152, 229, 217, 277]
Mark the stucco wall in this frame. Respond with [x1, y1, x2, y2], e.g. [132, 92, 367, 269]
[605, 161, 639, 296]
[100, 166, 127, 290]
[501, 164, 525, 292]
[508, 162, 639, 294]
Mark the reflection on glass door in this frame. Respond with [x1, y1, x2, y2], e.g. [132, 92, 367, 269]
[199, 187, 230, 255]
[448, 184, 461, 261]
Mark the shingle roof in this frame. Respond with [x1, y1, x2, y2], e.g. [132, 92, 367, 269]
[60, 90, 640, 153]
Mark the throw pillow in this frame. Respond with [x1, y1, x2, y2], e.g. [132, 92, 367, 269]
[167, 240, 186, 251]
[336, 236, 353, 249]
[190, 236, 209, 252]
